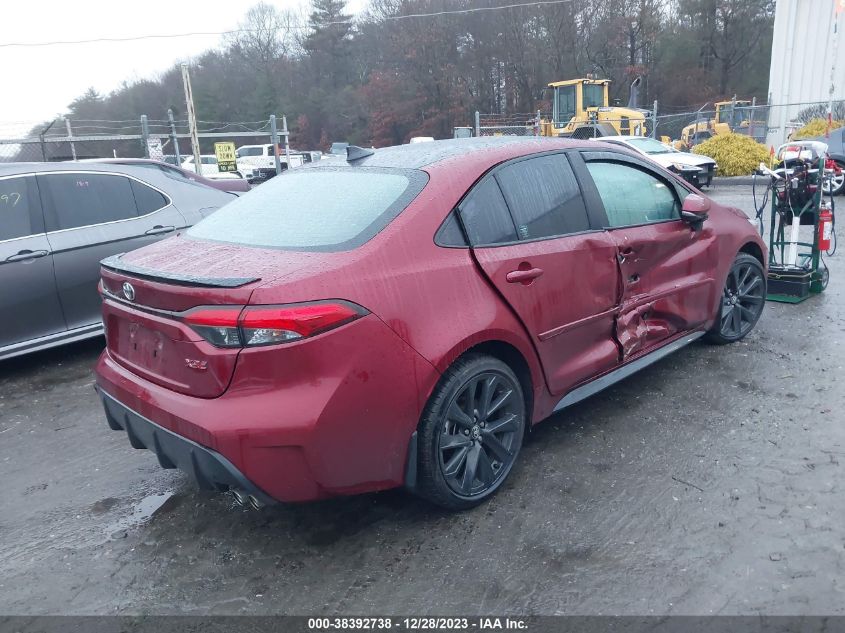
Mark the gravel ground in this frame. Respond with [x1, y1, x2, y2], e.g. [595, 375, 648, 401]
[1, 185, 843, 616]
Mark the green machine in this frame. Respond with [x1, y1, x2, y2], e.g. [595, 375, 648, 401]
[756, 142, 837, 303]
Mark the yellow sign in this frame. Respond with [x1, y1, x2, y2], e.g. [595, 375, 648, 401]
[214, 142, 237, 172]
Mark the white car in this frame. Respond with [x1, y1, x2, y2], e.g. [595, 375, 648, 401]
[595, 136, 718, 187]
[180, 155, 244, 181]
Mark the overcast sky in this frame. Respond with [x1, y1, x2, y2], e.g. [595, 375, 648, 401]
[0, 0, 364, 136]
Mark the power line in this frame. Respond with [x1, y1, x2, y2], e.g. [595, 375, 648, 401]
[0, 0, 574, 48]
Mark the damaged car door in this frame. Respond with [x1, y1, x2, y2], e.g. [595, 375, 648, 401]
[579, 152, 718, 358]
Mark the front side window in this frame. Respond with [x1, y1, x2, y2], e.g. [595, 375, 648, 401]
[236, 147, 264, 157]
[39, 173, 139, 231]
[495, 154, 590, 240]
[187, 167, 427, 251]
[0, 176, 41, 241]
[586, 161, 680, 228]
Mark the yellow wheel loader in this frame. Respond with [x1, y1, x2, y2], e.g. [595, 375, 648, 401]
[677, 99, 753, 149]
[539, 76, 649, 139]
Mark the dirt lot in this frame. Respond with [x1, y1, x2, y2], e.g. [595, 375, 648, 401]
[1, 185, 844, 616]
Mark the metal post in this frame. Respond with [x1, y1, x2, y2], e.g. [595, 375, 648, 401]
[38, 120, 56, 162]
[140, 115, 150, 159]
[181, 63, 203, 176]
[651, 100, 658, 138]
[749, 97, 757, 142]
[64, 118, 77, 161]
[474, 111, 481, 138]
[270, 115, 282, 175]
[730, 95, 737, 130]
[536, 110, 541, 137]
[282, 115, 291, 169]
[168, 109, 181, 164]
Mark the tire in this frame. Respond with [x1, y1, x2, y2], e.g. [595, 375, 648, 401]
[706, 253, 766, 345]
[415, 354, 527, 511]
[824, 159, 845, 196]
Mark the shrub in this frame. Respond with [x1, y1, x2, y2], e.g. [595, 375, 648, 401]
[791, 118, 844, 140]
[692, 133, 770, 176]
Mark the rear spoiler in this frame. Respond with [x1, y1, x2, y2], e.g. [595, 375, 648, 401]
[100, 254, 260, 288]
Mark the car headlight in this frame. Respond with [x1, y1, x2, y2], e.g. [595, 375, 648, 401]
[672, 162, 701, 172]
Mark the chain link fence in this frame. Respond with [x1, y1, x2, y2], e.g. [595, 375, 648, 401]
[474, 99, 843, 149]
[0, 114, 292, 169]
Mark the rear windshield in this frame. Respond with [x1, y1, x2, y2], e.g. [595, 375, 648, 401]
[187, 166, 428, 251]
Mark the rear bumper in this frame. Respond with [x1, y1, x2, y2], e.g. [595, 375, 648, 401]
[94, 314, 440, 503]
[98, 387, 275, 506]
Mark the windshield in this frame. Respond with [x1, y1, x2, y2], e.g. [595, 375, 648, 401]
[583, 83, 605, 108]
[187, 167, 428, 251]
[626, 137, 676, 154]
[555, 85, 576, 125]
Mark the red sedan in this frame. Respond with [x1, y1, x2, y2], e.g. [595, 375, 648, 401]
[94, 138, 767, 510]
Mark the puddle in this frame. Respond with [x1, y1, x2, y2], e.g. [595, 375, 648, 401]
[104, 491, 176, 539]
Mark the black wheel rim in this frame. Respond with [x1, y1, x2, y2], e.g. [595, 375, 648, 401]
[438, 371, 524, 498]
[719, 262, 765, 338]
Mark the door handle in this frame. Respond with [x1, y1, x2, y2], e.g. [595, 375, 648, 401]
[506, 267, 544, 284]
[145, 225, 175, 236]
[5, 249, 49, 262]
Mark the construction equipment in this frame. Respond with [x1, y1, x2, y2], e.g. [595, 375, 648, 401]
[539, 76, 649, 139]
[755, 141, 840, 302]
[677, 99, 753, 149]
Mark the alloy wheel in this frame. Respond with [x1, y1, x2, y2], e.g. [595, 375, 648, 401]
[719, 261, 765, 339]
[438, 371, 524, 498]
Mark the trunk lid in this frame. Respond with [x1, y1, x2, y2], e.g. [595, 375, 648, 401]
[100, 235, 321, 398]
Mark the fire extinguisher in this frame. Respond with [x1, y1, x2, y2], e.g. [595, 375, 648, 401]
[818, 203, 833, 252]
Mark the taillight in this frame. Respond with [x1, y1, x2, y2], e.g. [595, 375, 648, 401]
[184, 307, 245, 347]
[183, 302, 365, 348]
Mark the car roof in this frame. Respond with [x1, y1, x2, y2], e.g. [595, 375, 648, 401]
[321, 137, 598, 170]
[0, 161, 173, 176]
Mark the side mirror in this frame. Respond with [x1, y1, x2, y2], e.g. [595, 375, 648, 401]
[680, 194, 710, 225]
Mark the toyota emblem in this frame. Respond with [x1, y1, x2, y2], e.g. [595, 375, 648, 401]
[122, 282, 135, 301]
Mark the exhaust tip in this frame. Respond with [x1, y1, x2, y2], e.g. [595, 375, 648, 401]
[231, 489, 248, 506]
[247, 495, 264, 511]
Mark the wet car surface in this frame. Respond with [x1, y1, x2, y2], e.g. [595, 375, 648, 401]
[1, 186, 843, 615]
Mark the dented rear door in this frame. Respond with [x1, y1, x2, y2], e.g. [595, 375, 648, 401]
[463, 152, 621, 397]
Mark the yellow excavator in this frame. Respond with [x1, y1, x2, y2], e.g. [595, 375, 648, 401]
[539, 76, 649, 138]
[676, 99, 753, 149]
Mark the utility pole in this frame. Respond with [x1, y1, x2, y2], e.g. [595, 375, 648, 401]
[181, 63, 202, 175]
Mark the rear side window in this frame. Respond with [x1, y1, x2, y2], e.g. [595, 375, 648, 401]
[130, 179, 169, 215]
[187, 167, 427, 251]
[495, 154, 590, 240]
[0, 176, 42, 241]
[458, 177, 517, 245]
[39, 173, 138, 231]
[586, 161, 680, 227]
